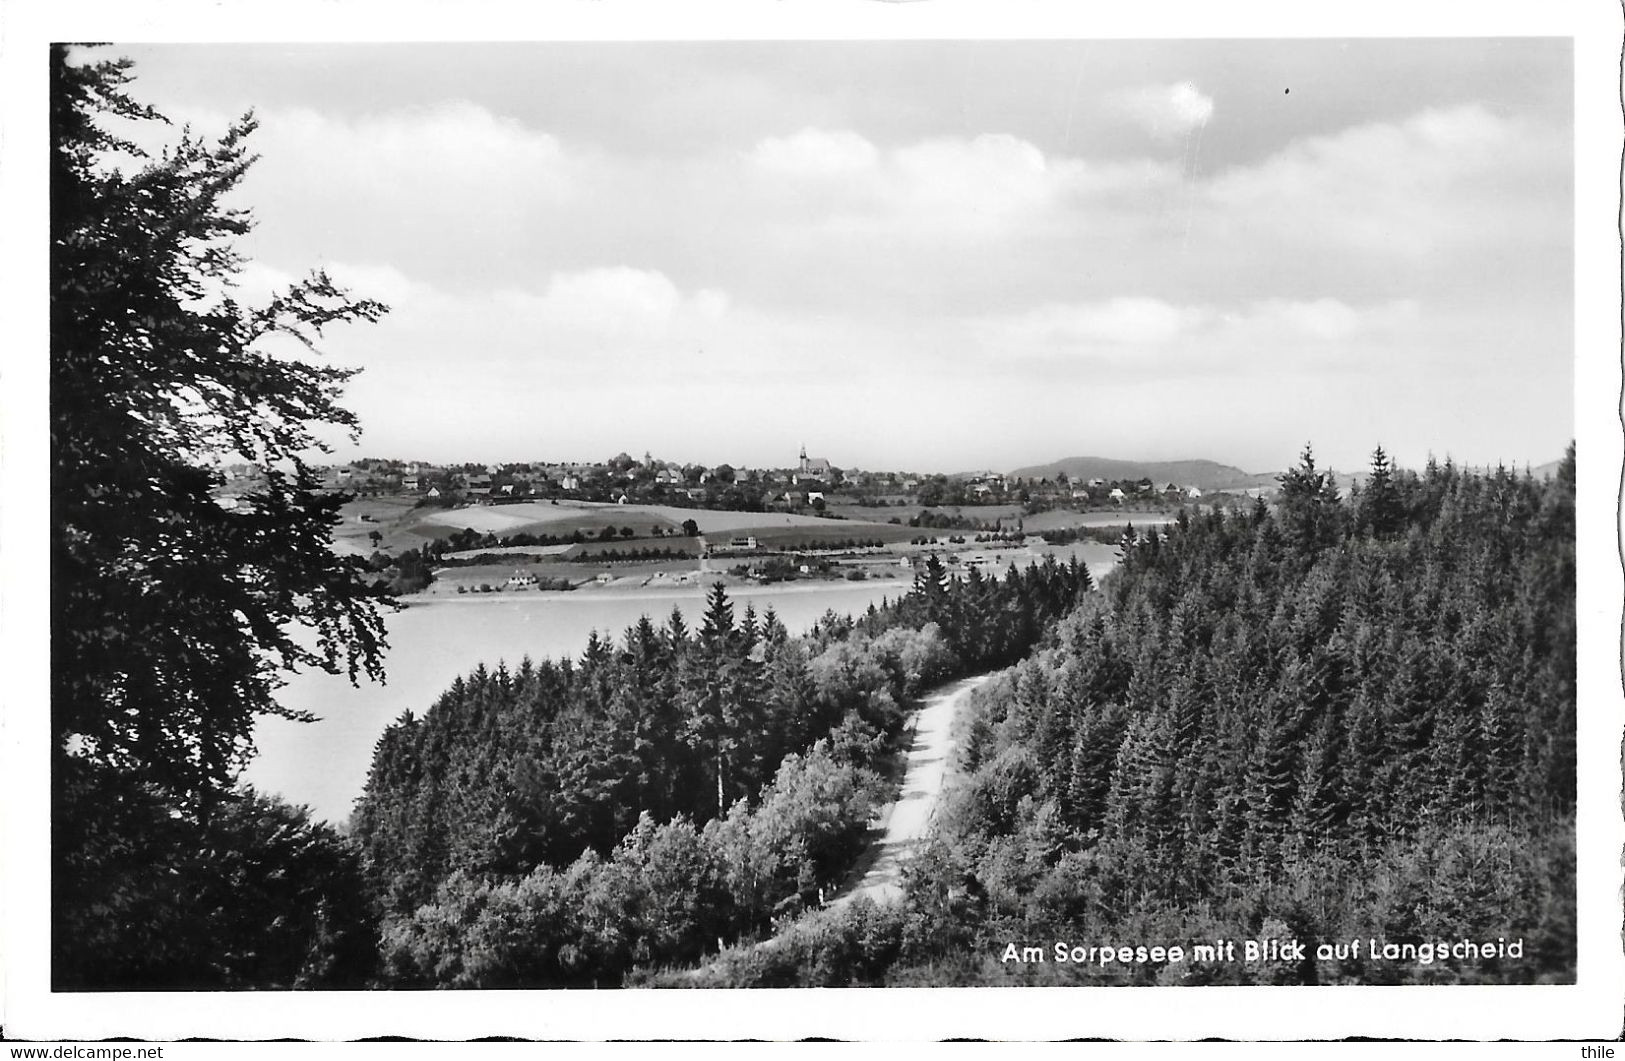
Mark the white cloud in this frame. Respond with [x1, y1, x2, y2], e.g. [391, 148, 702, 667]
[321, 262, 425, 308]
[523, 267, 685, 335]
[1236, 299, 1360, 341]
[718, 106, 1562, 311]
[1225, 298, 1422, 344]
[741, 128, 1167, 245]
[492, 268, 730, 340]
[1007, 298, 1210, 347]
[1111, 81, 1215, 140]
[141, 100, 573, 213]
[979, 297, 1422, 368]
[189, 259, 420, 321]
[1201, 105, 1551, 259]
[327, 265, 740, 375]
[887, 134, 1058, 218]
[188, 101, 589, 280]
[182, 259, 299, 312]
[262, 101, 570, 200]
[748, 128, 879, 175]
[691, 289, 731, 321]
[748, 130, 1098, 224]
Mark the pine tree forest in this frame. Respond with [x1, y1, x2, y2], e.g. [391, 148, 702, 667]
[352, 556, 1096, 986]
[682, 446, 1576, 987]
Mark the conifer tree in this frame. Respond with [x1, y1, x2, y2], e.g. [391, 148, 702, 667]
[1359, 445, 1402, 537]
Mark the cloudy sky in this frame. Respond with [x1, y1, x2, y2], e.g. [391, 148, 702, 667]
[92, 39, 1572, 475]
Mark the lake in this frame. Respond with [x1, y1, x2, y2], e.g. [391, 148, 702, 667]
[245, 580, 912, 824]
[245, 542, 1121, 824]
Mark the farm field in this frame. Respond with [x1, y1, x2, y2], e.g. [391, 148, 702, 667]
[826, 502, 1024, 525]
[1017, 507, 1178, 532]
[337, 495, 1170, 562]
[411, 500, 908, 541]
[841, 503, 1182, 531]
[589, 503, 894, 535]
[331, 496, 427, 554]
[421, 557, 922, 596]
[440, 543, 576, 561]
[424, 557, 705, 593]
[411, 502, 676, 537]
[740, 523, 917, 548]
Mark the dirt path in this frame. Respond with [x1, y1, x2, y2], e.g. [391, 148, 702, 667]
[671, 672, 990, 983]
[824, 672, 992, 908]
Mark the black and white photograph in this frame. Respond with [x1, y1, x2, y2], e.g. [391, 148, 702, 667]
[3, 0, 1621, 1045]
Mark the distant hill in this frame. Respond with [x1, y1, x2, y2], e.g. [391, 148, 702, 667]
[1007, 456, 1276, 492]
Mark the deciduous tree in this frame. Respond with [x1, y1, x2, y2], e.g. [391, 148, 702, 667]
[51, 46, 391, 985]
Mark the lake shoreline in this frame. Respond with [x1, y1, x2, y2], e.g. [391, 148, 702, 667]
[397, 540, 1123, 608]
[256, 547, 1122, 823]
[396, 574, 916, 608]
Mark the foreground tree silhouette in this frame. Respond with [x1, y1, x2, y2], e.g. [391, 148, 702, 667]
[51, 46, 390, 986]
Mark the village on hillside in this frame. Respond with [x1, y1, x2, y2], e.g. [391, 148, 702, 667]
[215, 445, 1273, 514]
[210, 447, 1281, 597]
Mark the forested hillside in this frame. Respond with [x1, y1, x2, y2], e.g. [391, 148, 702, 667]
[353, 558, 1095, 985]
[1008, 456, 1269, 491]
[687, 446, 1577, 987]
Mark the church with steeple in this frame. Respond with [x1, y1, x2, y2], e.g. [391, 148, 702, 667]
[799, 444, 832, 482]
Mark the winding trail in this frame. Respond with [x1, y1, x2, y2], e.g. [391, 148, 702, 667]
[674, 672, 991, 983]
[825, 672, 992, 909]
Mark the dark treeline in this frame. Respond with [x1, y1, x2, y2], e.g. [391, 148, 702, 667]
[414, 523, 696, 559]
[1037, 524, 1139, 546]
[351, 557, 1095, 985]
[362, 543, 437, 595]
[562, 545, 697, 564]
[684, 446, 1577, 987]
